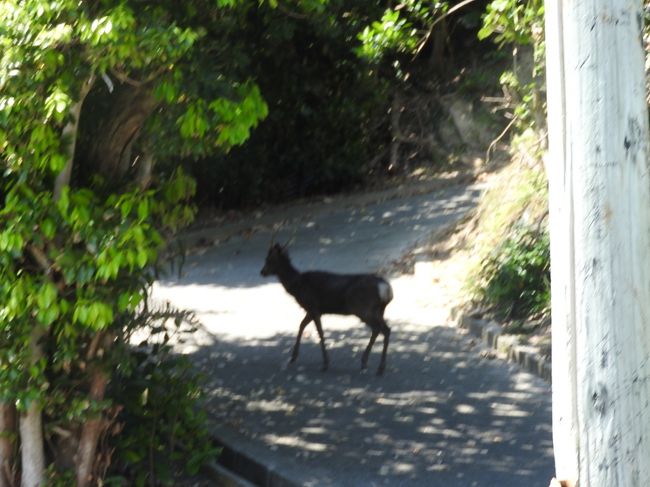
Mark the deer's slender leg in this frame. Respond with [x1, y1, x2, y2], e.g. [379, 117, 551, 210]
[313, 315, 329, 371]
[377, 322, 391, 376]
[361, 330, 379, 370]
[290, 314, 312, 363]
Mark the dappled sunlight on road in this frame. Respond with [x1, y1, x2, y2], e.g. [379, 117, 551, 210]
[152, 272, 553, 485]
[182, 322, 552, 486]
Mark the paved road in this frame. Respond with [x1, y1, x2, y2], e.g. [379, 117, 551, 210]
[153, 181, 554, 487]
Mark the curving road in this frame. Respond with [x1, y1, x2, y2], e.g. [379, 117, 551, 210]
[153, 180, 554, 487]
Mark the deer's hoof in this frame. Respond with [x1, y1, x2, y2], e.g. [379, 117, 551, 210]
[321, 364, 329, 372]
[376, 367, 385, 376]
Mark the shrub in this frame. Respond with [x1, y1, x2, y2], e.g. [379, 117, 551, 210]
[106, 314, 219, 486]
[476, 224, 550, 320]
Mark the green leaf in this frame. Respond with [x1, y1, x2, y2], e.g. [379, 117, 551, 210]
[44, 88, 72, 122]
[137, 200, 149, 220]
[41, 219, 56, 240]
[56, 187, 70, 215]
[136, 249, 148, 268]
[73, 301, 113, 329]
[36, 282, 58, 309]
[120, 197, 134, 220]
[122, 449, 144, 464]
[49, 153, 67, 173]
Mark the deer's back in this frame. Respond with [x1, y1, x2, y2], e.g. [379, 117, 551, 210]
[292, 270, 392, 317]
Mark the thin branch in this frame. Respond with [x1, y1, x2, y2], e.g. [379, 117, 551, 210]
[85, 333, 103, 362]
[485, 115, 518, 165]
[413, 0, 483, 59]
[148, 419, 157, 487]
[110, 66, 168, 88]
[26, 245, 52, 275]
[277, 3, 309, 20]
[136, 151, 155, 191]
[101, 72, 114, 93]
[53, 75, 96, 201]
[0, 402, 16, 487]
[27, 245, 65, 292]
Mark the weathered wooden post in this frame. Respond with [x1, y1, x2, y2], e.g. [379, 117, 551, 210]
[545, 0, 650, 484]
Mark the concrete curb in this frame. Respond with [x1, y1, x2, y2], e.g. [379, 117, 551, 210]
[455, 313, 551, 383]
[204, 461, 258, 487]
[209, 435, 300, 487]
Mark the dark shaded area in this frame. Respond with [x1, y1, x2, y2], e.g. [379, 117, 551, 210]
[188, 2, 390, 209]
[186, 1, 502, 210]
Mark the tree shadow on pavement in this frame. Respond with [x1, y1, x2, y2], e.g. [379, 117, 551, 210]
[155, 182, 551, 486]
[185, 321, 553, 487]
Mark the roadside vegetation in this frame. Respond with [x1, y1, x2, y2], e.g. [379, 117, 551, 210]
[464, 140, 549, 326]
[462, 0, 550, 330]
[0, 0, 552, 484]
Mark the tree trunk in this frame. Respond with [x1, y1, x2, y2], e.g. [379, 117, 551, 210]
[0, 403, 16, 487]
[430, 19, 449, 75]
[83, 85, 158, 179]
[389, 93, 402, 172]
[74, 331, 115, 486]
[75, 370, 109, 487]
[53, 100, 81, 201]
[20, 327, 46, 487]
[54, 77, 95, 200]
[19, 76, 97, 487]
[545, 0, 650, 485]
[19, 404, 44, 487]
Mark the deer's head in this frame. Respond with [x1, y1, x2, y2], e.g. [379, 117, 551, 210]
[260, 243, 291, 277]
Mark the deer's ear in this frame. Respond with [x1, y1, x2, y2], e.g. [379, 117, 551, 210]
[281, 237, 294, 251]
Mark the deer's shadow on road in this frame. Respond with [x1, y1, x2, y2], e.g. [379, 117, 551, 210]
[184, 321, 553, 487]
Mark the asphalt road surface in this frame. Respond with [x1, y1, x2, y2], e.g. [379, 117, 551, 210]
[153, 181, 555, 487]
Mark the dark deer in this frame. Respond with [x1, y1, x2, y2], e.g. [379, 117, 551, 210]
[260, 243, 393, 375]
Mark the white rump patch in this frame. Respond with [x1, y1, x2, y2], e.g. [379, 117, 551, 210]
[378, 281, 393, 303]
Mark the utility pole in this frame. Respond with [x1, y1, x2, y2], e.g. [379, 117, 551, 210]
[545, 0, 650, 485]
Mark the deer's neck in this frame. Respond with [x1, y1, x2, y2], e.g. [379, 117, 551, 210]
[276, 261, 302, 294]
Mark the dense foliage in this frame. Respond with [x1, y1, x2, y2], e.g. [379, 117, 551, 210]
[479, 0, 545, 130]
[189, 0, 493, 208]
[189, 1, 390, 207]
[0, 0, 266, 484]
